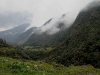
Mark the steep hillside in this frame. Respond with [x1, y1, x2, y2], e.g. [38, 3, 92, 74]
[47, 1, 100, 68]
[0, 23, 30, 43]
[16, 27, 37, 44]
[24, 28, 69, 47]
[24, 14, 72, 47]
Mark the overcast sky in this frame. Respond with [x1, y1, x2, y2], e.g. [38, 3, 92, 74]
[0, 0, 94, 31]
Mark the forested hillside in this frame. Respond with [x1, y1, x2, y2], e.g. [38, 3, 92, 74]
[47, 2, 100, 68]
[16, 27, 37, 44]
[24, 14, 71, 47]
[0, 0, 100, 75]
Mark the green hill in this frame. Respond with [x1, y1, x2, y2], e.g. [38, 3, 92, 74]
[47, 1, 100, 68]
[16, 27, 37, 44]
[0, 1, 100, 74]
[24, 15, 70, 47]
[0, 57, 100, 75]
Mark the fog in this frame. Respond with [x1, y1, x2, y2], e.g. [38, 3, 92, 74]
[37, 11, 79, 35]
[0, 12, 32, 31]
[83, 0, 100, 11]
[0, 0, 94, 31]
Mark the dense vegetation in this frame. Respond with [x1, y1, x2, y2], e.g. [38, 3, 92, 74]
[0, 1, 100, 75]
[16, 27, 37, 44]
[0, 38, 29, 59]
[24, 20, 69, 47]
[47, 2, 100, 68]
[0, 38, 9, 47]
[0, 57, 100, 75]
[0, 38, 100, 75]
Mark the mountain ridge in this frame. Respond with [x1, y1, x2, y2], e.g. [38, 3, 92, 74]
[47, 1, 100, 68]
[16, 27, 37, 44]
[24, 13, 74, 47]
[0, 23, 30, 43]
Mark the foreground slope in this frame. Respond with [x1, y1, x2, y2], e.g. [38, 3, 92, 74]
[48, 1, 100, 68]
[0, 57, 100, 75]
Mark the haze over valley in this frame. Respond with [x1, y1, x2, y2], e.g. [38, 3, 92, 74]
[0, 0, 100, 75]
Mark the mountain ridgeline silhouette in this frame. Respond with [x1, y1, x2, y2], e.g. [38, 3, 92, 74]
[24, 13, 74, 47]
[16, 27, 37, 44]
[0, 23, 30, 43]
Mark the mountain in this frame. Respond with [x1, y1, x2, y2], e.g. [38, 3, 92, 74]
[24, 14, 73, 47]
[47, 1, 100, 68]
[43, 18, 53, 26]
[16, 27, 37, 44]
[0, 23, 30, 43]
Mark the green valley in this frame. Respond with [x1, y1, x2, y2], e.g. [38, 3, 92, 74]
[0, 1, 100, 75]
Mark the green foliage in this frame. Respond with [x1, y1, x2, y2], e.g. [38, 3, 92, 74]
[16, 27, 37, 44]
[24, 50, 47, 60]
[0, 3, 100, 75]
[47, 4, 100, 68]
[0, 46, 29, 60]
[0, 57, 100, 75]
[7, 62, 26, 70]
[0, 38, 9, 47]
[24, 24, 69, 47]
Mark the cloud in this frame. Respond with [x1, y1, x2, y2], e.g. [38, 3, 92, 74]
[82, 0, 100, 11]
[0, 0, 94, 31]
[0, 12, 32, 31]
[33, 0, 96, 35]
[30, 0, 94, 27]
[36, 10, 79, 35]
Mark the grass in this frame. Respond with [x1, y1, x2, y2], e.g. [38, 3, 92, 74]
[24, 46, 53, 52]
[0, 57, 100, 75]
[0, 47, 15, 51]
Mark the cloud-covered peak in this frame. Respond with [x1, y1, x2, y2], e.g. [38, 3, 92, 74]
[35, 11, 78, 35]
[0, 12, 32, 31]
[0, 0, 93, 31]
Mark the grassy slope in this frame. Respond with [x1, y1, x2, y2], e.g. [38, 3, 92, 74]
[0, 57, 100, 75]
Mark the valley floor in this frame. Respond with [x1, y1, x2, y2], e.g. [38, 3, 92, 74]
[0, 57, 100, 75]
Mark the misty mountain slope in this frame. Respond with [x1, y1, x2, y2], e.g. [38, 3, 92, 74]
[24, 28, 69, 47]
[16, 27, 37, 44]
[0, 23, 30, 43]
[24, 14, 73, 47]
[47, 2, 100, 68]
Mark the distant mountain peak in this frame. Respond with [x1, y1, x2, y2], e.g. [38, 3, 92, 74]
[43, 18, 53, 26]
[0, 23, 31, 43]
